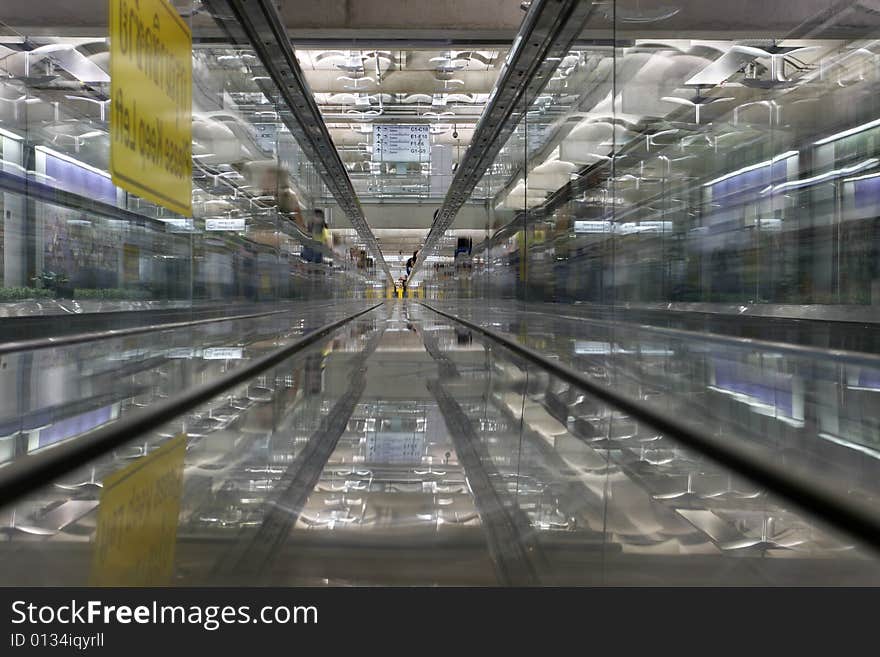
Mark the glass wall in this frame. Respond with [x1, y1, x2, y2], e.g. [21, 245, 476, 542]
[0, 2, 368, 321]
[428, 0, 880, 316]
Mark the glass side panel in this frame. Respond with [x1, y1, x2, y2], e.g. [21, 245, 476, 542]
[429, 298, 880, 529]
[0, 300, 375, 470]
[428, 0, 880, 317]
[0, 2, 366, 322]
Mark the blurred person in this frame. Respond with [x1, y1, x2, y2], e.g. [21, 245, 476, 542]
[303, 209, 326, 264]
[406, 249, 419, 277]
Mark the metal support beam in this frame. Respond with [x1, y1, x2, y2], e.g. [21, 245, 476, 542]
[205, 0, 393, 284]
[407, 0, 596, 282]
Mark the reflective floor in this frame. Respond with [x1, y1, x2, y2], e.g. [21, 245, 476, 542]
[1, 301, 879, 586]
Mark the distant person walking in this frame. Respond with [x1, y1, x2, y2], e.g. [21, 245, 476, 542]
[406, 249, 419, 277]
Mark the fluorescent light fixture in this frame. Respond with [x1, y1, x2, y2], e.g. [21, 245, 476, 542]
[28, 171, 56, 183]
[34, 145, 110, 179]
[818, 432, 880, 460]
[64, 95, 109, 105]
[0, 126, 23, 140]
[703, 150, 799, 187]
[762, 158, 878, 194]
[814, 117, 880, 146]
[843, 170, 880, 184]
[0, 97, 41, 105]
[0, 160, 26, 175]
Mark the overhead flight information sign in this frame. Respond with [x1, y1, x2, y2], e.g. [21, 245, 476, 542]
[373, 124, 430, 162]
[110, 0, 192, 216]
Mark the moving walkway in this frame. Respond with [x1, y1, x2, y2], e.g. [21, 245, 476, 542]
[1, 300, 878, 586]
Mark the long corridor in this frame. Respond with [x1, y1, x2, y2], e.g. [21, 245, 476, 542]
[2, 0, 880, 590]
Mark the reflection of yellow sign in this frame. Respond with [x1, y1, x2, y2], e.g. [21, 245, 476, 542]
[110, 0, 192, 216]
[90, 433, 186, 586]
[122, 243, 139, 283]
[517, 230, 527, 279]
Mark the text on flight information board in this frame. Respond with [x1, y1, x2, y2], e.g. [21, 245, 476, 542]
[373, 125, 430, 163]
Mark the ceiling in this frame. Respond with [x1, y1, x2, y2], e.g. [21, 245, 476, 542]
[296, 47, 506, 202]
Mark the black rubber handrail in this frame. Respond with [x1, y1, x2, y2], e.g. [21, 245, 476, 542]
[0, 301, 342, 356]
[418, 301, 880, 552]
[0, 303, 382, 504]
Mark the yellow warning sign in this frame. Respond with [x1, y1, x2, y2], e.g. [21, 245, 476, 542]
[109, 0, 192, 216]
[90, 433, 186, 586]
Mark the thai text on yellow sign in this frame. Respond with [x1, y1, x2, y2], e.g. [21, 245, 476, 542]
[90, 433, 186, 586]
[110, 0, 192, 216]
